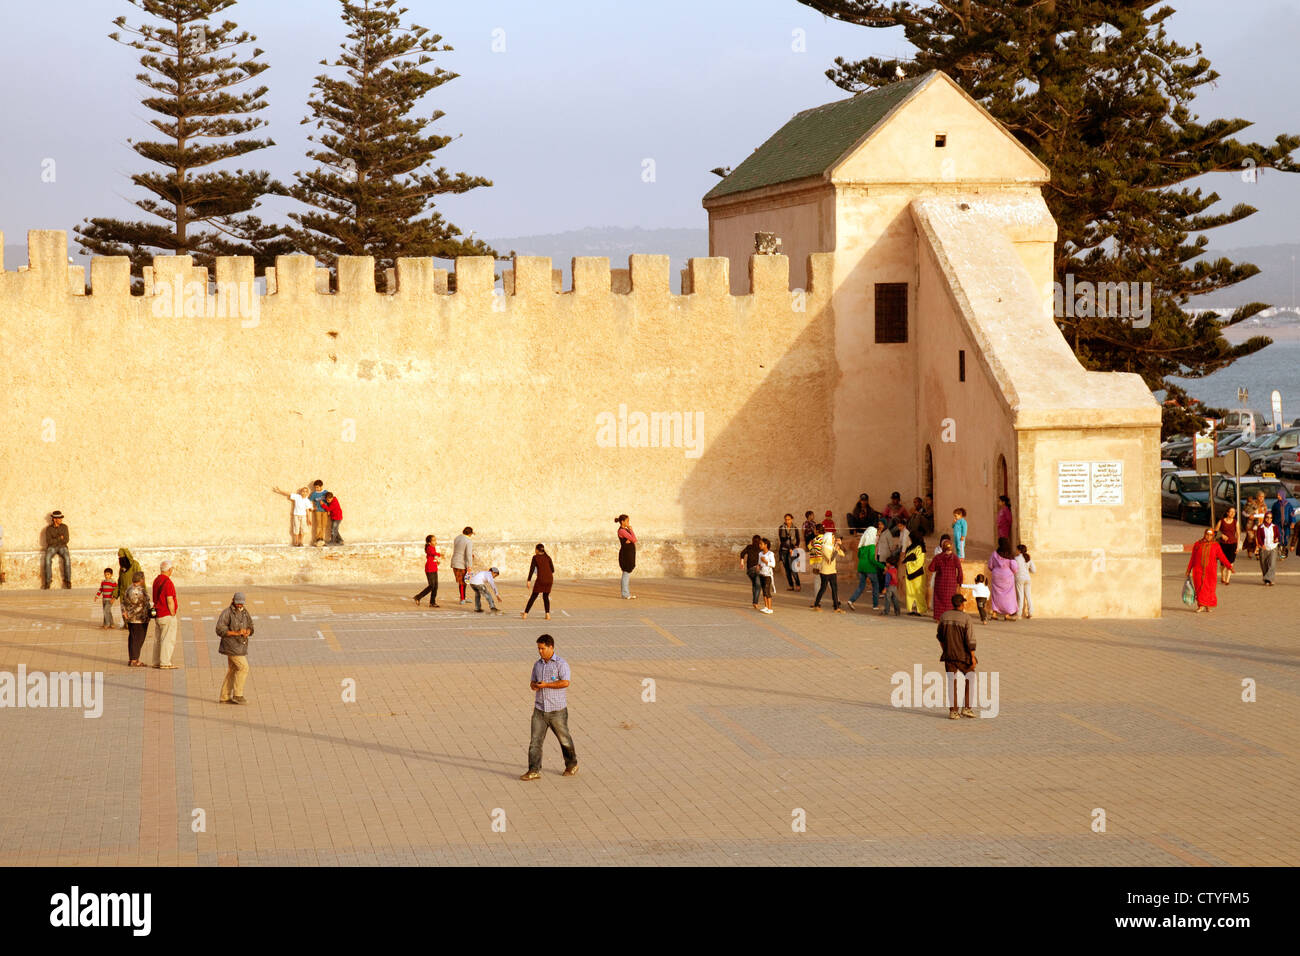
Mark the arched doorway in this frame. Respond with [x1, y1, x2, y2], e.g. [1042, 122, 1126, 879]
[923, 445, 934, 500]
[996, 454, 1008, 499]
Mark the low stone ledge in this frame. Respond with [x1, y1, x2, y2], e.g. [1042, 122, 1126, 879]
[0, 539, 855, 590]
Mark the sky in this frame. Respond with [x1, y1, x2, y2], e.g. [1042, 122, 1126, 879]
[0, 0, 1297, 252]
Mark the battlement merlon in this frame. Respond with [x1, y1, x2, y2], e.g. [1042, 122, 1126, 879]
[1, 230, 832, 306]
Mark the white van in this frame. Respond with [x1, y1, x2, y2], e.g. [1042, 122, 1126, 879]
[1219, 409, 1270, 439]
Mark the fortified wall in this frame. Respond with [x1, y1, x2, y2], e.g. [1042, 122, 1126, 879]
[0, 230, 837, 587]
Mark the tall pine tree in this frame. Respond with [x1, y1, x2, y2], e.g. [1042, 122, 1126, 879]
[77, 0, 290, 276]
[290, 0, 497, 286]
[797, 0, 1299, 435]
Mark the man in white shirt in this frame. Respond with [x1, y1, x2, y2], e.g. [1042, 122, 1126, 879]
[467, 566, 503, 613]
[272, 486, 314, 547]
[1257, 512, 1280, 586]
[452, 527, 475, 604]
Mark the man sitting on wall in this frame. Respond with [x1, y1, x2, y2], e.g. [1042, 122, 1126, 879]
[43, 511, 71, 589]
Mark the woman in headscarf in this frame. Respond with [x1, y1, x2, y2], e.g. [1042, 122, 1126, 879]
[996, 495, 1013, 543]
[616, 515, 637, 599]
[928, 535, 964, 621]
[1187, 526, 1232, 612]
[987, 537, 1019, 622]
[846, 521, 883, 610]
[1215, 506, 1238, 585]
[120, 571, 152, 667]
[903, 534, 929, 616]
[116, 548, 142, 630]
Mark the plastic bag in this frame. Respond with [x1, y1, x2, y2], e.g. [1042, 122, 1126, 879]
[1181, 576, 1197, 608]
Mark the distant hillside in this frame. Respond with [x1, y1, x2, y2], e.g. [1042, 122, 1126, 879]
[1187, 243, 1300, 310]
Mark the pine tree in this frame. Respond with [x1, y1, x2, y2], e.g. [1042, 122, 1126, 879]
[76, 0, 290, 276]
[797, 0, 1299, 436]
[290, 0, 497, 286]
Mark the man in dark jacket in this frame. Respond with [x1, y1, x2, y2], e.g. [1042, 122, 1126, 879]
[216, 592, 255, 704]
[43, 511, 71, 589]
[936, 593, 977, 719]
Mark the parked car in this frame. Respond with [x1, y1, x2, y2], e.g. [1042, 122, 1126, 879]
[1280, 446, 1300, 480]
[1160, 470, 1212, 523]
[1243, 427, 1300, 475]
[1212, 476, 1286, 518]
[1218, 431, 1253, 452]
[1160, 437, 1195, 467]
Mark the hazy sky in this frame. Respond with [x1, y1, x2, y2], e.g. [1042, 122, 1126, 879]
[1, 0, 1297, 252]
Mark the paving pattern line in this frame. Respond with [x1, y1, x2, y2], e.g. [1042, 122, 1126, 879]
[640, 616, 686, 647]
[317, 625, 342, 652]
[1058, 712, 1126, 743]
[1132, 702, 1270, 758]
[817, 713, 871, 746]
[731, 608, 828, 658]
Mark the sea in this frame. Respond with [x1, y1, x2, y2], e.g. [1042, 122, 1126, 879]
[1165, 313, 1300, 425]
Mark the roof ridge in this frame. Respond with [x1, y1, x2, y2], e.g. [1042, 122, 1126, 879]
[791, 70, 933, 120]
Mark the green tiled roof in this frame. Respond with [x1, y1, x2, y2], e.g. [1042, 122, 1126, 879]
[703, 73, 931, 201]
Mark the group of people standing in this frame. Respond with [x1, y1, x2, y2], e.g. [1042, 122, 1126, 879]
[763, 493, 1033, 622]
[410, 526, 554, 618]
[409, 515, 642, 616]
[271, 481, 343, 547]
[1188, 487, 1298, 610]
[91, 549, 181, 668]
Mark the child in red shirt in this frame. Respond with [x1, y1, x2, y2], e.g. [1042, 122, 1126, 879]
[881, 558, 902, 616]
[413, 534, 442, 607]
[324, 493, 344, 546]
[94, 567, 118, 629]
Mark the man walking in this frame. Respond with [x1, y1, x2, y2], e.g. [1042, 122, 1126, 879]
[467, 566, 503, 613]
[42, 511, 71, 589]
[216, 592, 254, 704]
[520, 634, 578, 780]
[936, 593, 978, 719]
[151, 560, 180, 669]
[452, 527, 474, 604]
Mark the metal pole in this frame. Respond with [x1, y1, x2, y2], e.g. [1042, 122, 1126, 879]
[1235, 458, 1242, 539]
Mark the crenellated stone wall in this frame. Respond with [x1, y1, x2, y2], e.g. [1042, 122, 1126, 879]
[0, 230, 836, 582]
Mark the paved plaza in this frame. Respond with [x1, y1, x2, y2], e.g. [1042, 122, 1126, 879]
[1, 526, 1297, 866]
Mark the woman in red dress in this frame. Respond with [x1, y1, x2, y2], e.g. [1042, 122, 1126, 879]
[1186, 527, 1232, 613]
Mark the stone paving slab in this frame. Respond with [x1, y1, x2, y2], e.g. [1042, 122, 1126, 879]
[0, 554, 1297, 866]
